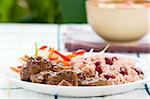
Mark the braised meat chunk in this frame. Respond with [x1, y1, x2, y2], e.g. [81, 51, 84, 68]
[27, 56, 53, 74]
[30, 73, 45, 84]
[47, 70, 79, 86]
[20, 66, 30, 81]
[30, 71, 52, 84]
[20, 56, 53, 82]
[53, 65, 73, 72]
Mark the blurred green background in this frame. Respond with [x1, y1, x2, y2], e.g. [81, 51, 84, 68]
[0, 0, 87, 23]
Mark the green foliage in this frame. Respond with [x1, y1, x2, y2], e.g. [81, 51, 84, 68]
[0, 0, 14, 22]
[10, 0, 30, 22]
[0, 0, 86, 23]
[25, 0, 62, 23]
[57, 0, 86, 23]
[0, 0, 29, 22]
[0, 0, 61, 23]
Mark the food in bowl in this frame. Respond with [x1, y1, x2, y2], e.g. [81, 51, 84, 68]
[86, 0, 150, 42]
[10, 44, 144, 86]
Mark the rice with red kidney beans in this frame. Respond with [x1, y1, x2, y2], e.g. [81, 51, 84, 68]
[71, 54, 144, 85]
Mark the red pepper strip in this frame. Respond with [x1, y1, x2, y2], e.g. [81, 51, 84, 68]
[17, 66, 23, 68]
[73, 49, 86, 55]
[54, 50, 71, 61]
[39, 46, 48, 50]
[10, 67, 20, 73]
[49, 57, 59, 60]
[66, 50, 85, 59]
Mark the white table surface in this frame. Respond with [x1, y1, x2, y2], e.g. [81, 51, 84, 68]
[0, 24, 149, 99]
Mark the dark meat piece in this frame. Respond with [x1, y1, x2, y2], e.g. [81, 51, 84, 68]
[27, 59, 41, 74]
[30, 73, 45, 84]
[47, 71, 78, 86]
[27, 57, 53, 74]
[79, 78, 108, 86]
[53, 65, 73, 72]
[30, 71, 52, 84]
[20, 66, 30, 81]
[20, 56, 53, 81]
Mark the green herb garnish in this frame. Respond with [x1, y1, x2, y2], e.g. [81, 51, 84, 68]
[35, 42, 38, 56]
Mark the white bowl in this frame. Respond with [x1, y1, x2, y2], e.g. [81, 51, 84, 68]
[86, 1, 149, 42]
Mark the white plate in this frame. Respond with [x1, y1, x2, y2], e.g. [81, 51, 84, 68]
[2, 53, 150, 97]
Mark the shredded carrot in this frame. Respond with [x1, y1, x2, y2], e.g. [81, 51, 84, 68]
[10, 67, 20, 73]
[63, 62, 71, 66]
[66, 54, 76, 58]
[48, 48, 54, 58]
[24, 55, 29, 59]
[19, 57, 27, 62]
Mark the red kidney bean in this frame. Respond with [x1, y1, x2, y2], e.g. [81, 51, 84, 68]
[120, 67, 128, 75]
[104, 74, 116, 80]
[95, 66, 103, 74]
[105, 57, 113, 65]
[94, 61, 100, 66]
